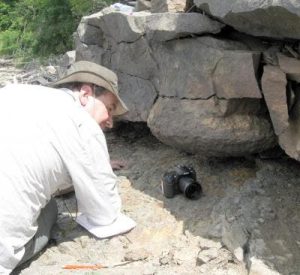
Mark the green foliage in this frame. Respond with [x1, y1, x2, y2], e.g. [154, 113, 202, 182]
[0, 0, 115, 59]
[0, 2, 13, 31]
[0, 29, 20, 55]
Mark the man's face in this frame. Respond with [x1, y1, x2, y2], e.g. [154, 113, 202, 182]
[96, 91, 118, 130]
[78, 84, 118, 130]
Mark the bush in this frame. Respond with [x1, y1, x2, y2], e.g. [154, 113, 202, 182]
[0, 30, 20, 56]
[0, 0, 116, 59]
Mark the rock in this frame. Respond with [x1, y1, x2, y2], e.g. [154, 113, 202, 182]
[98, 11, 224, 43]
[197, 247, 219, 265]
[111, 37, 156, 79]
[194, 0, 300, 40]
[213, 50, 262, 99]
[222, 222, 249, 262]
[77, 16, 104, 46]
[278, 120, 300, 161]
[261, 65, 300, 160]
[135, 0, 151, 11]
[277, 53, 300, 82]
[198, 237, 222, 250]
[100, 12, 147, 43]
[151, 0, 187, 13]
[261, 66, 289, 136]
[124, 248, 150, 261]
[152, 37, 248, 99]
[147, 97, 276, 157]
[159, 250, 174, 265]
[76, 43, 104, 65]
[55, 51, 75, 77]
[173, 246, 198, 266]
[118, 73, 157, 122]
[249, 258, 281, 275]
[145, 13, 224, 41]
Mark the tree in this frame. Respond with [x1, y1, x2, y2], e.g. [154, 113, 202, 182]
[0, 0, 115, 59]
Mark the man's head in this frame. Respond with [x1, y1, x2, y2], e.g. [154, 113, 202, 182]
[50, 61, 128, 129]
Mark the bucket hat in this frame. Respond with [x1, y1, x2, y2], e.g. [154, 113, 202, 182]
[51, 61, 128, 116]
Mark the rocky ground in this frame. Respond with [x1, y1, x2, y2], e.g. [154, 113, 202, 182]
[1, 59, 300, 275]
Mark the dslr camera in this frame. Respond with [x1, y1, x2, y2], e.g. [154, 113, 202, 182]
[161, 165, 202, 199]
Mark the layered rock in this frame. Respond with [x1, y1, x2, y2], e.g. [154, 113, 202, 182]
[75, 9, 277, 157]
[147, 97, 275, 156]
[194, 0, 300, 40]
[262, 62, 300, 161]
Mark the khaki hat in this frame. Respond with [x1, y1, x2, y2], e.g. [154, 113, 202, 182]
[51, 61, 128, 116]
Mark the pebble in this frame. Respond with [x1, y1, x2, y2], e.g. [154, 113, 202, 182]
[124, 248, 150, 261]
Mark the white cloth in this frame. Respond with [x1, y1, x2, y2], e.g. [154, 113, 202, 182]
[0, 84, 135, 274]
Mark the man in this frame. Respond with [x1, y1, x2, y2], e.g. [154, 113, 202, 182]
[0, 61, 136, 274]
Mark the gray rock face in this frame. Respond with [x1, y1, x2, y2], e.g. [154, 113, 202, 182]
[111, 37, 157, 79]
[261, 60, 300, 161]
[148, 97, 276, 156]
[261, 66, 288, 136]
[118, 73, 157, 122]
[278, 53, 300, 82]
[76, 43, 104, 65]
[145, 13, 224, 41]
[194, 0, 300, 39]
[100, 12, 147, 43]
[208, 159, 300, 275]
[153, 37, 260, 100]
[96, 11, 224, 43]
[77, 14, 104, 46]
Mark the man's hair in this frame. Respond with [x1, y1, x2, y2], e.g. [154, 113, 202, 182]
[93, 85, 108, 98]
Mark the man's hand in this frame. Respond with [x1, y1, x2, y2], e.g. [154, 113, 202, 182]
[110, 159, 127, 171]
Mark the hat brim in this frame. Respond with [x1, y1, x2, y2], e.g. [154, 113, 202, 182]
[50, 72, 128, 116]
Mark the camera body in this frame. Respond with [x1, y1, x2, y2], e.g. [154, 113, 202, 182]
[161, 165, 202, 199]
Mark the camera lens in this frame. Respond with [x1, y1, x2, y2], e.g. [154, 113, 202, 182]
[178, 177, 202, 199]
[161, 171, 178, 198]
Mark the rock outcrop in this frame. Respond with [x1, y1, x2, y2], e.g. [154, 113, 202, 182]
[194, 0, 300, 40]
[75, 8, 279, 157]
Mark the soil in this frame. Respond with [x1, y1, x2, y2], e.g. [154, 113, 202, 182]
[14, 124, 249, 275]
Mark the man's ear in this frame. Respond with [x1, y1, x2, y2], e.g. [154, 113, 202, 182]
[79, 84, 93, 106]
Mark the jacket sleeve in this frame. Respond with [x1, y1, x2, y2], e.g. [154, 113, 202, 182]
[53, 111, 121, 227]
[72, 130, 121, 226]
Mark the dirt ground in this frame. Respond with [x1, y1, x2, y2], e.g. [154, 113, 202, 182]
[12, 123, 249, 275]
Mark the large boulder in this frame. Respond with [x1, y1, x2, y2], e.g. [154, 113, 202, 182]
[194, 0, 300, 40]
[97, 11, 224, 43]
[148, 97, 276, 156]
[152, 37, 260, 99]
[261, 62, 300, 161]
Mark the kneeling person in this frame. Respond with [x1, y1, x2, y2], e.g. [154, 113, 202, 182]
[0, 61, 135, 274]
